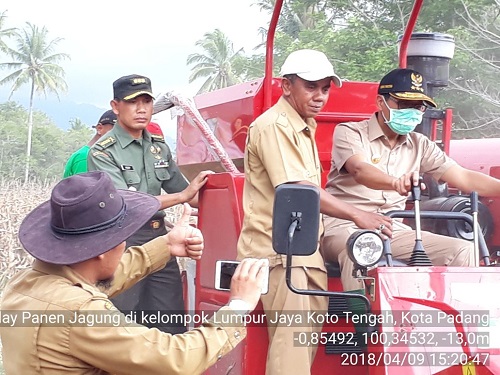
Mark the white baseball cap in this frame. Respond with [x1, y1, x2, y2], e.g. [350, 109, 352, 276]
[280, 49, 342, 87]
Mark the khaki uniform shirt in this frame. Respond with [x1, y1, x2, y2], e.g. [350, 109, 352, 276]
[87, 123, 188, 196]
[0, 237, 245, 375]
[237, 97, 325, 270]
[324, 113, 456, 236]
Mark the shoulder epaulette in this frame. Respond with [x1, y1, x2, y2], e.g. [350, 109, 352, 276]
[276, 112, 289, 127]
[77, 282, 108, 298]
[150, 134, 165, 143]
[94, 136, 117, 150]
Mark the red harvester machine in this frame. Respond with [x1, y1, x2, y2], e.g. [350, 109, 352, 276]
[174, 0, 500, 374]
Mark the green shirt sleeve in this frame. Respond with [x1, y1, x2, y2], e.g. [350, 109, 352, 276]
[63, 146, 90, 178]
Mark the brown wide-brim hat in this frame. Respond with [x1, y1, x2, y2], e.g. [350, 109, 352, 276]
[19, 171, 160, 265]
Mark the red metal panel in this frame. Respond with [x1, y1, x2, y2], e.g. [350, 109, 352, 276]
[449, 138, 500, 176]
[197, 173, 245, 290]
[369, 266, 500, 375]
[177, 79, 378, 190]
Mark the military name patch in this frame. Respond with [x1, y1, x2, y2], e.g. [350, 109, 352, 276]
[154, 160, 169, 169]
[151, 134, 165, 143]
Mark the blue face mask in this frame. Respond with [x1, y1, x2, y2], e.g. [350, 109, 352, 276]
[381, 97, 424, 135]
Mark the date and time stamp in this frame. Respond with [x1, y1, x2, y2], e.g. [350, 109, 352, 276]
[279, 309, 495, 367]
[338, 352, 489, 367]
[293, 331, 491, 366]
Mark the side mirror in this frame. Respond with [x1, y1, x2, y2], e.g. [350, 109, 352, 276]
[272, 184, 320, 256]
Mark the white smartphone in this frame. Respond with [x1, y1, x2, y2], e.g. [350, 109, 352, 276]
[215, 259, 269, 294]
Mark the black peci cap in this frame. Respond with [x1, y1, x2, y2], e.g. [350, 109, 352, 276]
[378, 68, 436, 108]
[97, 110, 117, 126]
[113, 74, 154, 101]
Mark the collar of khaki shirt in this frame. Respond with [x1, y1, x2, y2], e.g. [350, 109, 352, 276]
[32, 260, 107, 298]
[275, 97, 317, 135]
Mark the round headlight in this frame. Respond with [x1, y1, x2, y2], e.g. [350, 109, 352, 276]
[347, 230, 385, 268]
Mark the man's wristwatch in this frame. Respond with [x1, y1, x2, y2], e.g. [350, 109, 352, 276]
[228, 299, 251, 316]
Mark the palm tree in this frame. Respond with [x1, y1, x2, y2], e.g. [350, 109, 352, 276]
[187, 29, 243, 94]
[0, 10, 16, 52]
[253, 0, 327, 39]
[0, 23, 69, 183]
[68, 117, 88, 131]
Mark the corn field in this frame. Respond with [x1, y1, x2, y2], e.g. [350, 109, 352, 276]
[0, 179, 53, 290]
[0, 179, 54, 374]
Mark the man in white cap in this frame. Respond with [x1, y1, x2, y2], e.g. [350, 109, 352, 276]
[236, 49, 392, 375]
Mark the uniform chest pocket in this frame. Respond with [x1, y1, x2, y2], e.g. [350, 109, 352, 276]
[121, 169, 141, 186]
[305, 160, 319, 181]
[154, 168, 171, 181]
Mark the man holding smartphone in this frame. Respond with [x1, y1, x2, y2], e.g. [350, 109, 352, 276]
[1, 172, 268, 375]
[216, 260, 269, 294]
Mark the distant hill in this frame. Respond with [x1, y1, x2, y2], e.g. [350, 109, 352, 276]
[6, 95, 106, 130]
[6, 98, 176, 149]
[35, 99, 106, 129]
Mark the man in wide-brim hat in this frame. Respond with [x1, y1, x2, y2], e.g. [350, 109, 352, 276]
[0, 171, 267, 375]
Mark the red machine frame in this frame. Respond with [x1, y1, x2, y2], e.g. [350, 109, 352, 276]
[175, 0, 500, 373]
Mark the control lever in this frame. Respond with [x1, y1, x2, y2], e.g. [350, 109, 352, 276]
[408, 176, 432, 266]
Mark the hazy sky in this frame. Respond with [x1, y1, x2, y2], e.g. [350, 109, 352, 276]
[2, 0, 270, 108]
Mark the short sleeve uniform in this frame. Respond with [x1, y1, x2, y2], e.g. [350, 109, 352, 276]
[87, 123, 188, 196]
[0, 238, 246, 375]
[237, 97, 325, 271]
[324, 113, 457, 235]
